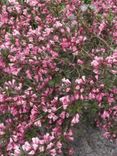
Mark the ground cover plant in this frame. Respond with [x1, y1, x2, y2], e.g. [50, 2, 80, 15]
[0, 0, 117, 155]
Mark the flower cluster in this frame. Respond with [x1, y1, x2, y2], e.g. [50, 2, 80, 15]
[0, 0, 117, 155]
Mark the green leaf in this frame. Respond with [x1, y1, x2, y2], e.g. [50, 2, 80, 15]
[83, 0, 92, 4]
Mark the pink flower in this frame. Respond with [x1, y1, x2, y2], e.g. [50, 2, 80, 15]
[98, 21, 106, 35]
[0, 123, 5, 135]
[54, 21, 62, 28]
[43, 133, 53, 143]
[103, 132, 110, 139]
[61, 38, 70, 49]
[91, 60, 99, 68]
[22, 141, 31, 152]
[47, 142, 54, 150]
[27, 0, 38, 6]
[39, 146, 44, 152]
[34, 120, 42, 127]
[0, 13, 8, 25]
[0, 94, 4, 102]
[32, 143, 38, 151]
[60, 95, 70, 110]
[28, 150, 35, 155]
[64, 129, 74, 141]
[62, 78, 71, 84]
[101, 111, 110, 119]
[45, 28, 53, 35]
[4, 66, 21, 76]
[68, 147, 74, 155]
[32, 137, 39, 145]
[60, 111, 66, 119]
[8, 0, 16, 3]
[56, 141, 62, 149]
[50, 149, 56, 156]
[53, 35, 59, 42]
[0, 58, 5, 68]
[14, 146, 21, 156]
[75, 78, 83, 84]
[71, 113, 80, 125]
[77, 59, 84, 65]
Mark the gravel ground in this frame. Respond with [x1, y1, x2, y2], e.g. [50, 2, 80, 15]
[70, 125, 117, 156]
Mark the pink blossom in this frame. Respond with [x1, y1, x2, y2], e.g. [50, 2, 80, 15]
[60, 95, 70, 110]
[62, 78, 71, 84]
[47, 142, 54, 150]
[22, 141, 31, 152]
[50, 149, 56, 156]
[71, 113, 80, 125]
[54, 21, 62, 28]
[14, 146, 21, 156]
[101, 111, 110, 119]
[61, 38, 70, 49]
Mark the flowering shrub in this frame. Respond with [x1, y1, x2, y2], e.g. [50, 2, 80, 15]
[0, 0, 117, 155]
